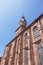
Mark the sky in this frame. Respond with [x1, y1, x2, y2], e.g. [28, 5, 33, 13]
[0, 0, 43, 57]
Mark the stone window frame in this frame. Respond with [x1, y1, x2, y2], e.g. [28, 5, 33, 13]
[16, 36, 21, 65]
[36, 41, 43, 65]
[17, 38, 21, 55]
[39, 17, 43, 30]
[33, 26, 40, 38]
[31, 22, 41, 43]
[24, 32, 28, 46]
[23, 31, 29, 49]
[23, 30, 30, 65]
[24, 48, 28, 65]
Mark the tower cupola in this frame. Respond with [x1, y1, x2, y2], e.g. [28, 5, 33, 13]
[18, 16, 27, 27]
[15, 16, 27, 36]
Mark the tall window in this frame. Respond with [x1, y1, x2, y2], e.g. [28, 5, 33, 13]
[17, 39, 20, 65]
[24, 33, 28, 45]
[33, 26, 40, 38]
[37, 42, 43, 65]
[17, 54, 20, 65]
[18, 39, 20, 54]
[4, 59, 8, 65]
[24, 48, 28, 65]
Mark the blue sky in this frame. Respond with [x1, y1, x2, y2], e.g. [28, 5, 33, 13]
[0, 0, 43, 57]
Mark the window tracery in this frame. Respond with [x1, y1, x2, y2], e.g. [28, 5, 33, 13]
[33, 26, 40, 38]
[37, 42, 43, 65]
[24, 33, 28, 45]
[17, 38, 21, 65]
[24, 48, 28, 65]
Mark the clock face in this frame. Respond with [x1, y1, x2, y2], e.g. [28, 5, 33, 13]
[21, 18, 24, 21]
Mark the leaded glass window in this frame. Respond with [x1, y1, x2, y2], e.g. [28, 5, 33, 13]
[17, 54, 19, 65]
[24, 33, 28, 45]
[24, 48, 28, 65]
[33, 26, 40, 38]
[37, 43, 43, 65]
[17, 39, 20, 65]
[4, 59, 8, 65]
[18, 39, 20, 54]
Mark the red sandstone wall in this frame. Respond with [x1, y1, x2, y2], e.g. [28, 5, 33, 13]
[0, 14, 43, 65]
[0, 63, 1, 65]
[0, 60, 1, 65]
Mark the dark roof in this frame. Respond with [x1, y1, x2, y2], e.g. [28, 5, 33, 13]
[15, 25, 26, 32]
[19, 16, 27, 23]
[0, 57, 2, 61]
[6, 13, 43, 47]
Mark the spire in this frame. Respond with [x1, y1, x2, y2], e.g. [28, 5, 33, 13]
[18, 16, 27, 27]
[21, 16, 26, 21]
[15, 16, 27, 36]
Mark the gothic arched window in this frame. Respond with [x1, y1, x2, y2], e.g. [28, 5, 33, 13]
[33, 26, 40, 38]
[18, 39, 21, 54]
[37, 42, 43, 65]
[24, 48, 28, 65]
[24, 33, 28, 45]
[17, 38, 20, 65]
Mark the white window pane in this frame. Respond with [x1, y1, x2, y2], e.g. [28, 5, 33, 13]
[33, 27, 40, 38]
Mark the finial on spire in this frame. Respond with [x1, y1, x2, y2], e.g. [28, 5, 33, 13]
[21, 13, 25, 21]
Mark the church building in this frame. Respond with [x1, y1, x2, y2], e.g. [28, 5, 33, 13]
[0, 14, 43, 65]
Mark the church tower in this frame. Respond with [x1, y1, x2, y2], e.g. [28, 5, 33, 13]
[0, 14, 43, 65]
[15, 16, 27, 36]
